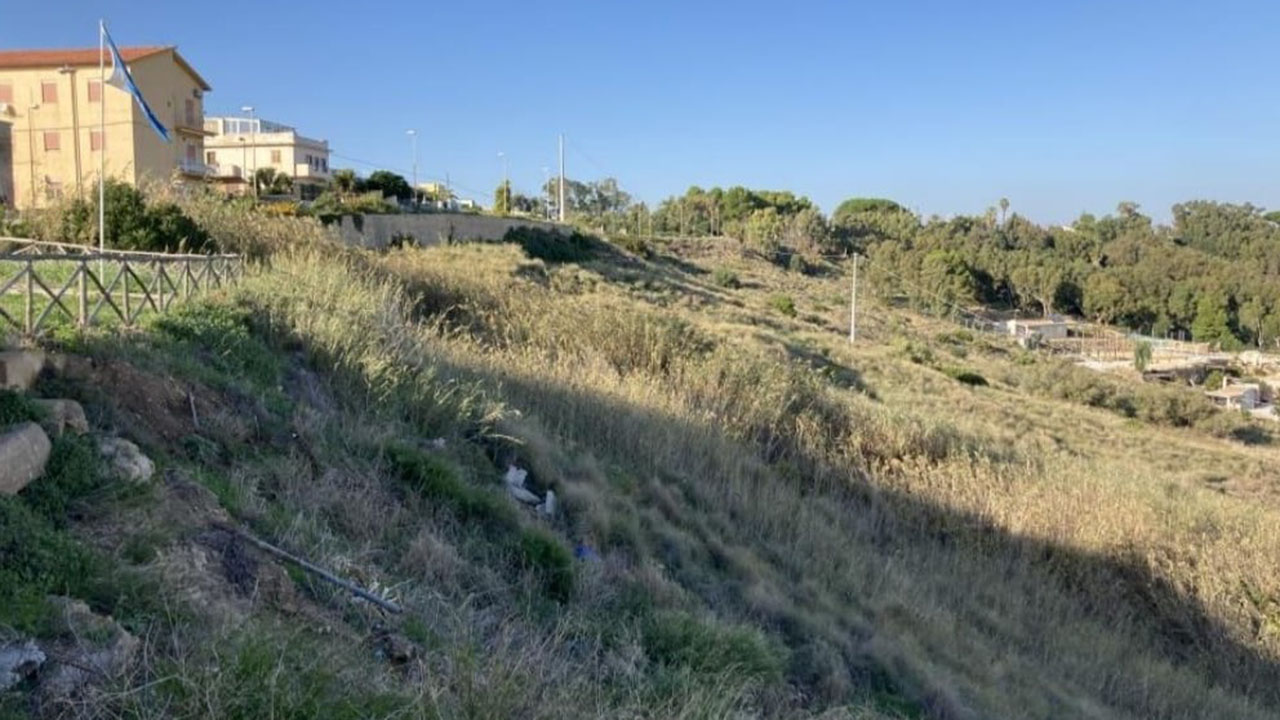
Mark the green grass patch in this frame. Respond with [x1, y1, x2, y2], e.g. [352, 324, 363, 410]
[20, 434, 104, 524]
[516, 528, 574, 603]
[768, 294, 797, 317]
[149, 627, 425, 720]
[150, 301, 282, 389]
[0, 496, 162, 636]
[385, 443, 518, 534]
[712, 267, 740, 288]
[0, 389, 44, 426]
[642, 610, 785, 682]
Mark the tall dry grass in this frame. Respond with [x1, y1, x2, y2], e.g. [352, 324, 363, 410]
[216, 241, 1280, 718]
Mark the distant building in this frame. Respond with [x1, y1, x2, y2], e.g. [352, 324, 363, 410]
[203, 116, 330, 199]
[1205, 380, 1261, 411]
[1007, 317, 1070, 345]
[0, 45, 212, 208]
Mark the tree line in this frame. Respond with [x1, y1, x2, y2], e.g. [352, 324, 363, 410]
[853, 200, 1280, 349]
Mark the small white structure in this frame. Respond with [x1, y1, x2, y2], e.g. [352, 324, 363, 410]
[1205, 380, 1261, 411]
[1006, 317, 1069, 345]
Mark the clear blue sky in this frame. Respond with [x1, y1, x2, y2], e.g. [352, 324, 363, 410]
[5, 0, 1279, 223]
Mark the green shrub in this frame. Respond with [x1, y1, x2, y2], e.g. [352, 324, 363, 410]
[1204, 370, 1225, 391]
[516, 528, 574, 603]
[0, 496, 100, 634]
[712, 267, 740, 288]
[36, 180, 212, 252]
[892, 337, 934, 365]
[943, 367, 988, 387]
[787, 253, 808, 274]
[21, 434, 103, 524]
[643, 610, 785, 682]
[769, 294, 797, 317]
[1134, 340, 1153, 372]
[385, 444, 517, 533]
[504, 227, 598, 263]
[612, 233, 649, 256]
[0, 389, 44, 426]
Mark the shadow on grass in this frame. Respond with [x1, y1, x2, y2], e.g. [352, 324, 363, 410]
[259, 312, 1280, 717]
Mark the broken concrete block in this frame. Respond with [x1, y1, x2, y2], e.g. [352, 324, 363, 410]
[33, 399, 89, 437]
[0, 349, 45, 390]
[98, 436, 155, 484]
[538, 489, 557, 517]
[0, 639, 45, 692]
[0, 421, 52, 495]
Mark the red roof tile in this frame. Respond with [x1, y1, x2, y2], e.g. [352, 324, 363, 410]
[0, 46, 210, 90]
[0, 46, 170, 69]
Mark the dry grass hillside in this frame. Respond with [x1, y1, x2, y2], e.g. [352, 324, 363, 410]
[5, 227, 1280, 719]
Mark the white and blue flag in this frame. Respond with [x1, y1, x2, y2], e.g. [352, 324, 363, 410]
[102, 24, 170, 142]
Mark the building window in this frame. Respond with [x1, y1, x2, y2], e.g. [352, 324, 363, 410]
[0, 84, 12, 104]
[87, 80, 101, 103]
[43, 131, 60, 151]
[184, 99, 195, 126]
[206, 150, 216, 164]
[45, 179, 62, 201]
[90, 130, 104, 151]
[185, 144, 197, 163]
[321, 158, 327, 172]
[270, 149, 281, 164]
[41, 81, 57, 104]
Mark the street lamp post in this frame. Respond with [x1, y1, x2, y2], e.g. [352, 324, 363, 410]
[497, 151, 508, 214]
[406, 129, 418, 207]
[241, 105, 255, 198]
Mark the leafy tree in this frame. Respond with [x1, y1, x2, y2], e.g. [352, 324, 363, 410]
[1191, 291, 1235, 347]
[364, 170, 412, 201]
[832, 198, 904, 226]
[744, 208, 785, 256]
[254, 167, 294, 196]
[493, 180, 512, 215]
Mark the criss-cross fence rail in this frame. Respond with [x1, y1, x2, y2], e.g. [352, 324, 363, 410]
[0, 237, 244, 336]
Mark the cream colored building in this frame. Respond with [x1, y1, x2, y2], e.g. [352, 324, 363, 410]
[0, 46, 212, 209]
[203, 116, 330, 199]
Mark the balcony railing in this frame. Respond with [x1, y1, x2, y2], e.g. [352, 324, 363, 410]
[178, 160, 213, 177]
[208, 163, 244, 179]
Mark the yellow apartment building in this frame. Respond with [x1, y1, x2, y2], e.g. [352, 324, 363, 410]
[0, 46, 212, 209]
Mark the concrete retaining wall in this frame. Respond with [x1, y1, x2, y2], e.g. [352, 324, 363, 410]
[333, 213, 574, 249]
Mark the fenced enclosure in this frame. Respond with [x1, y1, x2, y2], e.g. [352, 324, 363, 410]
[0, 237, 244, 336]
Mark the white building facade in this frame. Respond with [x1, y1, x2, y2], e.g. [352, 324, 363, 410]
[203, 116, 330, 199]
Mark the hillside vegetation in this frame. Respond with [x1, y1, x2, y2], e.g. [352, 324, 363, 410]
[5, 203, 1280, 718]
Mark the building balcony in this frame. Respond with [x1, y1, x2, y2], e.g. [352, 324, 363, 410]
[293, 163, 332, 180]
[178, 159, 213, 177]
[174, 124, 215, 138]
[209, 163, 245, 179]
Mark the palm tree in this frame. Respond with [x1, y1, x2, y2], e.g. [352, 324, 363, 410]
[332, 169, 358, 195]
[999, 197, 1010, 225]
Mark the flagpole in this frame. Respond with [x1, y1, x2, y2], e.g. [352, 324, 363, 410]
[98, 19, 105, 256]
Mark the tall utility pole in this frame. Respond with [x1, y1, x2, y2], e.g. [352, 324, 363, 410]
[849, 253, 859, 344]
[497, 151, 508, 214]
[406, 129, 418, 205]
[558, 134, 565, 222]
